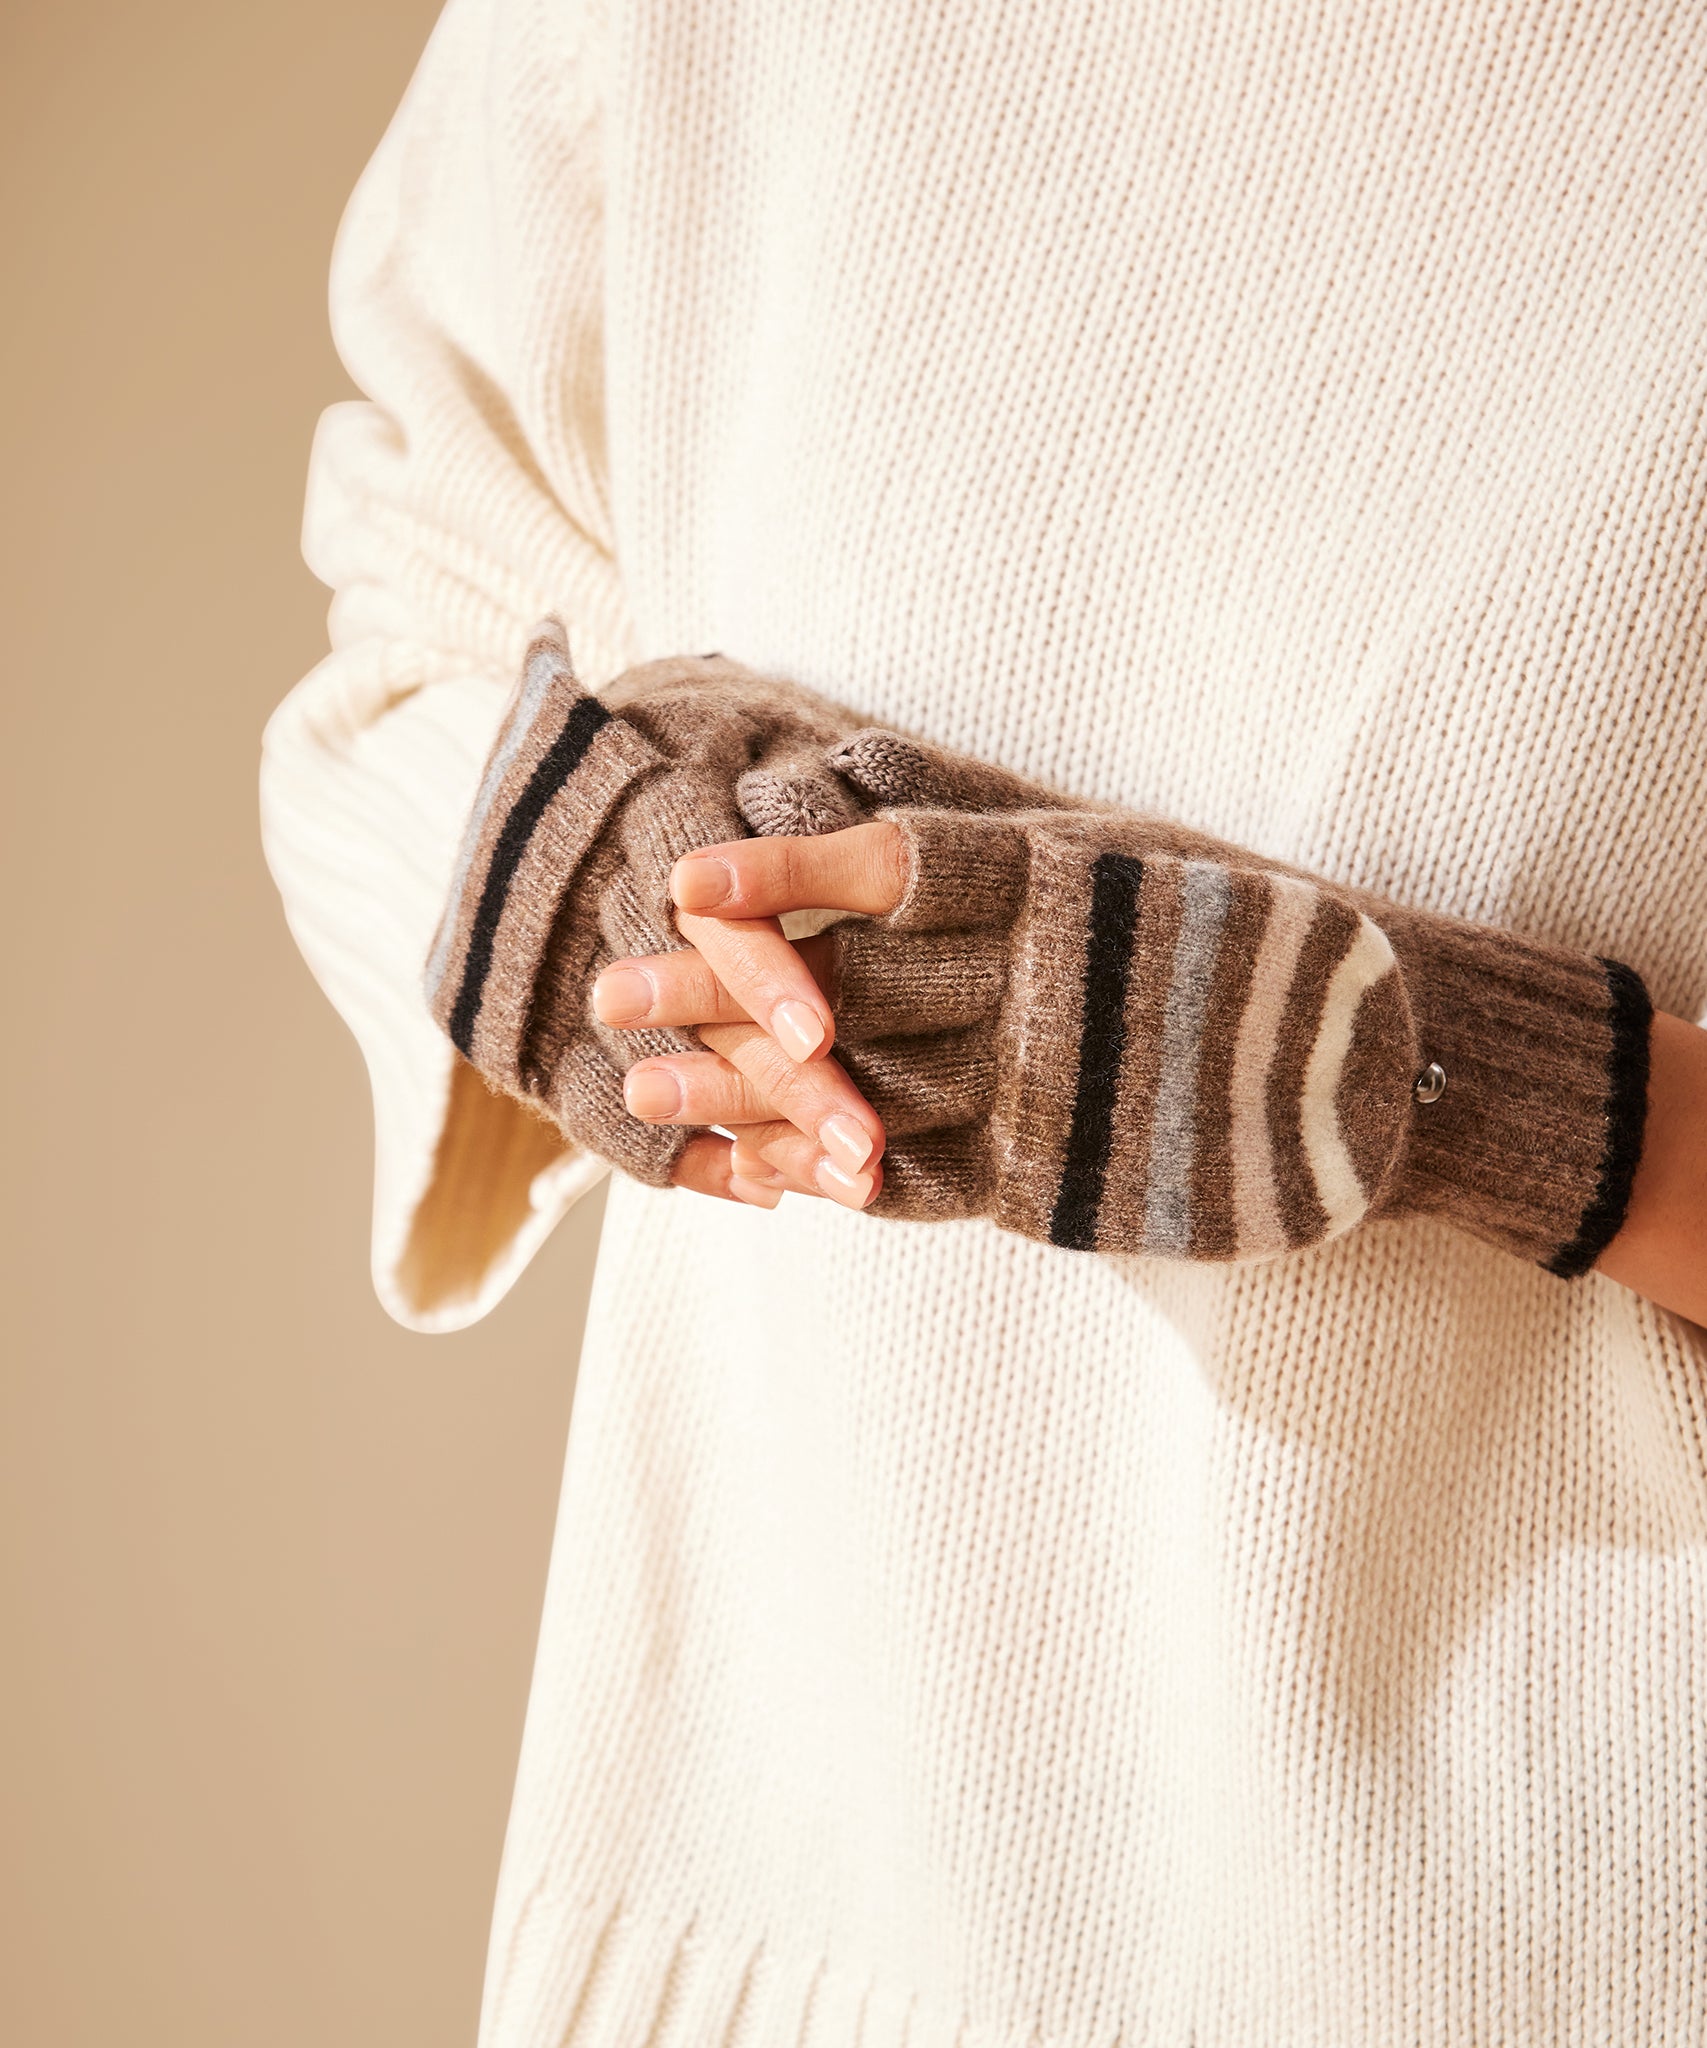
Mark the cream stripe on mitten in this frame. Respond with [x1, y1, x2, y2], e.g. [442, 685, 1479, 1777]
[425, 623, 866, 1185]
[774, 730, 1651, 1275]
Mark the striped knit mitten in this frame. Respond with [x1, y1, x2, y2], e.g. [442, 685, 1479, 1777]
[424, 622, 864, 1185]
[785, 731, 1652, 1276]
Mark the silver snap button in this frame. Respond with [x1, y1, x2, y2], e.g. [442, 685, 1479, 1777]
[1413, 1062, 1447, 1104]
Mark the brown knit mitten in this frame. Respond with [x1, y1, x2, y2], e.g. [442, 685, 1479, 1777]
[772, 730, 1652, 1276]
[424, 621, 865, 1184]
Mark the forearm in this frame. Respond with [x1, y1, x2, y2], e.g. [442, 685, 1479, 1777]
[1595, 1011, 1707, 1324]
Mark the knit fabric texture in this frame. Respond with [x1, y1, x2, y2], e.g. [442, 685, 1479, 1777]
[767, 729, 1652, 1275]
[425, 620, 862, 1186]
[431, 633, 1652, 1277]
[259, 1, 1707, 2041]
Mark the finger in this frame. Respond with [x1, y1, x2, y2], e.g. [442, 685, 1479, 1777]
[593, 948, 750, 1029]
[728, 1119, 806, 1181]
[699, 1023, 886, 1176]
[670, 821, 908, 921]
[730, 1121, 885, 1212]
[623, 1050, 782, 1129]
[669, 1130, 783, 1209]
[728, 1121, 819, 1198]
[667, 909, 843, 1060]
[593, 933, 837, 1031]
[623, 1031, 885, 1178]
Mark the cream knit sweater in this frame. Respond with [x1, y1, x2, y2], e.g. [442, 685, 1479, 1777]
[261, 1, 1707, 2040]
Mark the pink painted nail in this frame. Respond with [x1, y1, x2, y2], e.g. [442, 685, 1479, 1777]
[816, 1157, 876, 1208]
[730, 1174, 783, 1209]
[624, 1067, 683, 1120]
[773, 1000, 827, 1061]
[671, 855, 735, 910]
[592, 966, 653, 1025]
[819, 1115, 873, 1173]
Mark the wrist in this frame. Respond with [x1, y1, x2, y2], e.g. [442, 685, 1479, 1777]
[1594, 1010, 1707, 1323]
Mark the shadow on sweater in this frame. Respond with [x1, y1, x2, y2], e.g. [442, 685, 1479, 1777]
[1106, 1218, 1707, 1760]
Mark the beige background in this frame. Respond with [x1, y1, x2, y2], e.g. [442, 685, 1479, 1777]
[0, 3, 608, 2042]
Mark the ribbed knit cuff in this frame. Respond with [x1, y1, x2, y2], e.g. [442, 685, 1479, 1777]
[1376, 909, 1653, 1277]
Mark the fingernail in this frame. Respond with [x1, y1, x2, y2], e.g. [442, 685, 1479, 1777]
[773, 1000, 827, 1061]
[819, 1114, 873, 1173]
[816, 1157, 876, 1208]
[592, 966, 653, 1025]
[623, 1067, 683, 1120]
[671, 855, 735, 910]
[730, 1147, 784, 1184]
[730, 1174, 783, 1209]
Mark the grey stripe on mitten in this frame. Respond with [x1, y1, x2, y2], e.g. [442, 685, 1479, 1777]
[425, 627, 1653, 1276]
[773, 729, 1652, 1276]
[424, 621, 867, 1185]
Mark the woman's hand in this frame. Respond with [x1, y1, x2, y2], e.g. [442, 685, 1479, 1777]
[605, 820, 1707, 1324]
[1595, 1009, 1707, 1326]
[592, 822, 909, 1212]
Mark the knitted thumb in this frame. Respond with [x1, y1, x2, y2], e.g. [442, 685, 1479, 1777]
[829, 728, 1075, 815]
[735, 736, 865, 838]
[735, 724, 1074, 840]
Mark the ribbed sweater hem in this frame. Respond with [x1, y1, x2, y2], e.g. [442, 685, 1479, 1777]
[484, 1899, 971, 2048]
[480, 1894, 1442, 2048]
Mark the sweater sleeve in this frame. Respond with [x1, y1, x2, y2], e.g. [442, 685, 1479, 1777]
[260, 0, 626, 1332]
